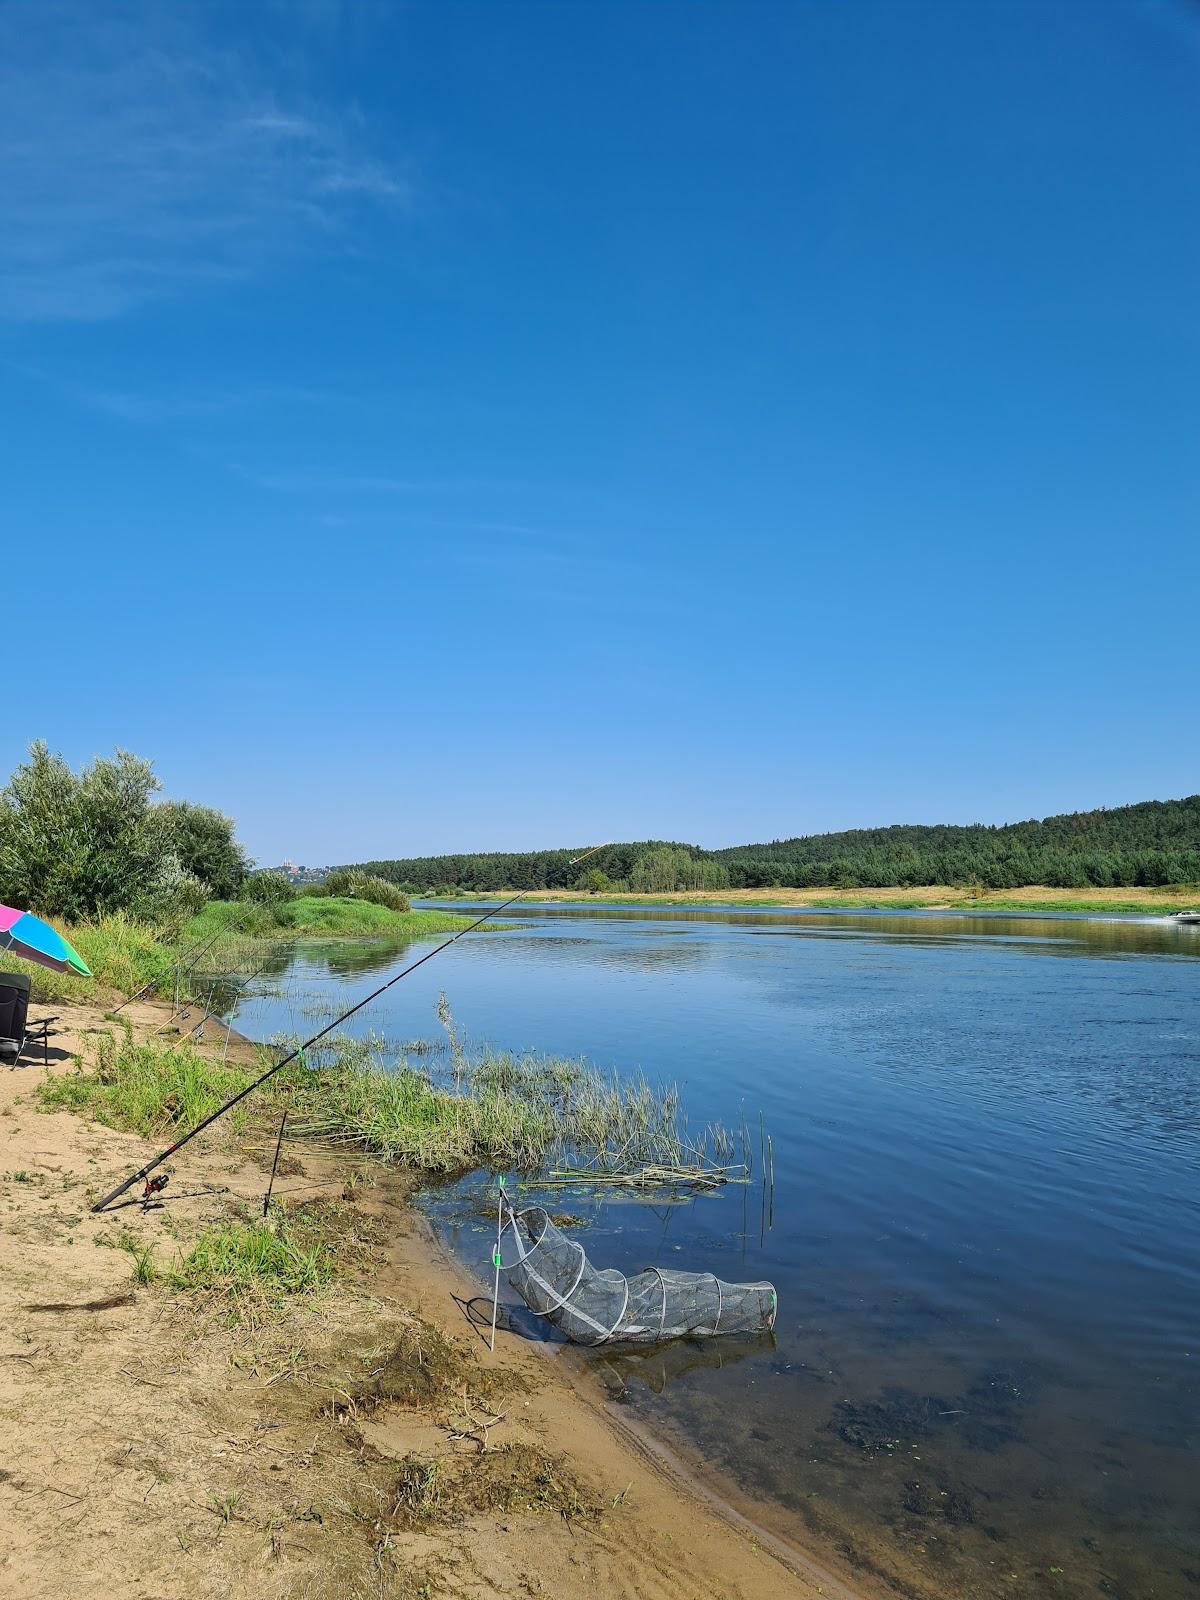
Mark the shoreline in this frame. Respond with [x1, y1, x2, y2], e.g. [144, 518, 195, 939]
[398, 1186, 872, 1600]
[1, 991, 875, 1600]
[427, 884, 1200, 915]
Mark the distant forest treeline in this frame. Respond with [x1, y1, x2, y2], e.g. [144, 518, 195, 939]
[348, 797, 1200, 894]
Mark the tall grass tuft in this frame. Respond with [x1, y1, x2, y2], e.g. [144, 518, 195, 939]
[0, 911, 181, 1005]
[120, 1232, 158, 1285]
[169, 1218, 331, 1323]
[37, 1034, 256, 1137]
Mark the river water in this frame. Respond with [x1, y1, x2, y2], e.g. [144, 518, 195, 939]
[232, 904, 1199, 1600]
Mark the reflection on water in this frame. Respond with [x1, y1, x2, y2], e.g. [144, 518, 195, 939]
[446, 899, 1200, 958]
[233, 904, 1200, 1600]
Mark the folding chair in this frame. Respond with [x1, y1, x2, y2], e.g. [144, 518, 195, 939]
[0, 973, 57, 1068]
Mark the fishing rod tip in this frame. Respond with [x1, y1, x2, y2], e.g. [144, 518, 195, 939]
[568, 841, 614, 865]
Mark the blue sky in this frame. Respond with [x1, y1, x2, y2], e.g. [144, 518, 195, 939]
[2, 0, 1197, 864]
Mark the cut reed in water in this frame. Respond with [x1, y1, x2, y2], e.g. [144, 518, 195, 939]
[284, 1032, 744, 1182]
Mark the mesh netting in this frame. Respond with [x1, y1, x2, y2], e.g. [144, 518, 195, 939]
[500, 1203, 777, 1347]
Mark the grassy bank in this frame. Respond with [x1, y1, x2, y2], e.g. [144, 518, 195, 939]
[5, 1018, 810, 1600]
[0, 911, 183, 1005]
[186, 895, 497, 941]
[37, 1015, 733, 1321]
[39, 1027, 736, 1180]
[0, 898, 499, 1007]
[958, 893, 1199, 914]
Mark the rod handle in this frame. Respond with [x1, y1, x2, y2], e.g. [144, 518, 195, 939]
[91, 1168, 146, 1213]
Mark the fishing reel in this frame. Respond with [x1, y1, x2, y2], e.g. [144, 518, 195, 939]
[141, 1173, 170, 1207]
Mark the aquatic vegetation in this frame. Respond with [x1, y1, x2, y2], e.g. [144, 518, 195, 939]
[38, 1020, 740, 1185]
[286, 1032, 739, 1180]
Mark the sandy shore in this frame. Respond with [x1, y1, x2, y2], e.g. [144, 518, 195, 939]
[0, 996, 876, 1600]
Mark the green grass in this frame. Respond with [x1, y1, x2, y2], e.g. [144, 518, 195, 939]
[748, 897, 926, 909]
[169, 1217, 331, 1322]
[186, 896, 498, 942]
[0, 912, 181, 1004]
[39, 1025, 735, 1180]
[37, 1033, 258, 1136]
[282, 1029, 734, 1175]
[119, 1232, 159, 1285]
[287, 1049, 566, 1169]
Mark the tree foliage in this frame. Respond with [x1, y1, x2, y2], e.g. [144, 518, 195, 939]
[716, 797, 1200, 890]
[244, 870, 296, 906]
[159, 801, 249, 900]
[0, 743, 257, 922]
[347, 840, 726, 896]
[0, 742, 212, 921]
[629, 846, 730, 893]
[348, 798, 1200, 895]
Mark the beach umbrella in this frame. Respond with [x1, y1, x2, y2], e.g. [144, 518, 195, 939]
[0, 905, 91, 977]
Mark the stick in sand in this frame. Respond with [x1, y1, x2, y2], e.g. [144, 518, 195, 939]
[490, 1175, 507, 1352]
[263, 1108, 290, 1218]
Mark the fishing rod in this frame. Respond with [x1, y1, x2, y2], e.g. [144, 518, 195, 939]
[110, 928, 226, 1016]
[91, 846, 608, 1215]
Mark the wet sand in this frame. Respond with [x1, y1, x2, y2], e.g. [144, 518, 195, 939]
[0, 994, 879, 1600]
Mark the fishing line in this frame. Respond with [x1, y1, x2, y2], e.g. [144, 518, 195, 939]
[109, 928, 226, 1016]
[156, 942, 280, 1041]
[91, 845, 608, 1215]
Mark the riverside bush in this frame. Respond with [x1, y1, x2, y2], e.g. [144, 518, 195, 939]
[323, 869, 411, 913]
[0, 742, 250, 921]
[244, 870, 296, 906]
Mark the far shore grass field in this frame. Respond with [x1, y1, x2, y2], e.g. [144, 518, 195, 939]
[449, 883, 1200, 916]
[3, 885, 1192, 1013]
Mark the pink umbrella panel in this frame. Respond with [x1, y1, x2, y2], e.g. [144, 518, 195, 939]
[0, 906, 92, 977]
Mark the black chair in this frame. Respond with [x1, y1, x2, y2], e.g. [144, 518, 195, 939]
[0, 973, 57, 1068]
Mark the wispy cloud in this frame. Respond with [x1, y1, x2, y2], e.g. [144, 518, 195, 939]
[0, 2, 408, 321]
[249, 472, 434, 494]
[79, 383, 356, 425]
